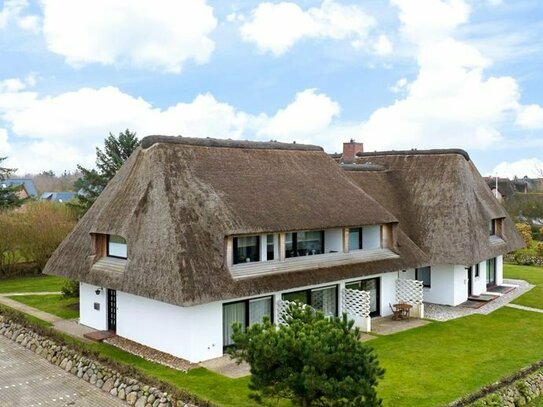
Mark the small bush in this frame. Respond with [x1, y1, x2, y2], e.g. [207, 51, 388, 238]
[516, 223, 533, 247]
[61, 280, 80, 299]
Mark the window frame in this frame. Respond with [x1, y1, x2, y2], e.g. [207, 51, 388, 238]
[348, 227, 363, 251]
[106, 235, 127, 259]
[285, 230, 325, 258]
[233, 235, 261, 265]
[415, 266, 431, 288]
[474, 263, 480, 278]
[222, 295, 274, 348]
[281, 285, 339, 317]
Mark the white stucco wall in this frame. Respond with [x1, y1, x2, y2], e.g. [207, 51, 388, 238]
[363, 225, 381, 249]
[421, 265, 454, 305]
[116, 291, 223, 363]
[79, 282, 107, 331]
[496, 255, 504, 285]
[471, 261, 486, 296]
[324, 229, 343, 253]
[380, 272, 397, 316]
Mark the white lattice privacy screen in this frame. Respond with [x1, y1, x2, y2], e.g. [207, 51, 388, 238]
[276, 299, 295, 325]
[396, 279, 424, 305]
[341, 288, 371, 319]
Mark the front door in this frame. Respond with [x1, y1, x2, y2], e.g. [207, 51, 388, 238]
[107, 289, 117, 332]
[466, 267, 472, 297]
[486, 258, 497, 288]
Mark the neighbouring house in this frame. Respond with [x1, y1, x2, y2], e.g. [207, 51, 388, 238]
[483, 177, 515, 201]
[1, 178, 38, 199]
[44, 136, 523, 363]
[40, 191, 76, 203]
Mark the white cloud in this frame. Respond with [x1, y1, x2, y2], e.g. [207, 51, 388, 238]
[492, 158, 543, 178]
[259, 89, 340, 137]
[239, 0, 377, 56]
[353, 0, 529, 151]
[40, 0, 217, 73]
[0, 0, 39, 32]
[516, 104, 543, 129]
[372, 34, 393, 56]
[0, 84, 343, 173]
[0, 129, 11, 155]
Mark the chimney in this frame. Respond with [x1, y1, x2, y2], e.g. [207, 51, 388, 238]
[342, 139, 364, 163]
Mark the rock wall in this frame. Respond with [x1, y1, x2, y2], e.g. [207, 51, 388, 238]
[0, 316, 205, 407]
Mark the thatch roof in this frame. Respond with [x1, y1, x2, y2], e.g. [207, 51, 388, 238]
[346, 150, 524, 265]
[44, 136, 426, 306]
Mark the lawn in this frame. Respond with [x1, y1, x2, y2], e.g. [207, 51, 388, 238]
[8, 294, 79, 319]
[504, 263, 543, 309]
[0, 275, 68, 294]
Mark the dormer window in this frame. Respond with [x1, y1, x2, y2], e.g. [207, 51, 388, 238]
[348, 228, 363, 250]
[489, 218, 503, 237]
[107, 235, 127, 259]
[285, 231, 324, 258]
[233, 236, 260, 264]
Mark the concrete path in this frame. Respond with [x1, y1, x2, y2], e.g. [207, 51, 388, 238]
[0, 295, 62, 324]
[505, 303, 543, 313]
[0, 292, 95, 341]
[0, 334, 126, 407]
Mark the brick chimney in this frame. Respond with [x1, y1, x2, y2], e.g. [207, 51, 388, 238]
[342, 139, 364, 163]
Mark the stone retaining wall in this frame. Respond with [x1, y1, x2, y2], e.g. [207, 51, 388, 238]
[0, 315, 204, 407]
[466, 370, 543, 406]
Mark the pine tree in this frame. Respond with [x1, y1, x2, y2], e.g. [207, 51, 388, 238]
[71, 129, 140, 215]
[0, 157, 25, 211]
[229, 302, 385, 406]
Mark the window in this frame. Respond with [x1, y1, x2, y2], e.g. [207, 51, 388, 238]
[107, 235, 127, 259]
[233, 236, 260, 264]
[487, 258, 496, 287]
[474, 263, 480, 278]
[489, 219, 496, 236]
[222, 296, 273, 347]
[348, 228, 363, 251]
[266, 235, 275, 261]
[282, 285, 337, 317]
[345, 278, 380, 317]
[416, 266, 431, 288]
[285, 230, 324, 258]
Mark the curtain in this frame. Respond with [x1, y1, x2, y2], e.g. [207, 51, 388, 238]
[223, 302, 246, 347]
[249, 298, 272, 325]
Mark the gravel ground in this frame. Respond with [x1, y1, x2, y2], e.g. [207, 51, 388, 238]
[104, 336, 197, 372]
[424, 279, 534, 321]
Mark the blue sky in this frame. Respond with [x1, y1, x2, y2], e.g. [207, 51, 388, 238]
[0, 0, 542, 178]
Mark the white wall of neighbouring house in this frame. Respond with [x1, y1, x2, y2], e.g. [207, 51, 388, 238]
[363, 225, 381, 249]
[496, 255, 504, 285]
[398, 268, 415, 280]
[116, 291, 223, 363]
[324, 229, 343, 253]
[79, 282, 107, 331]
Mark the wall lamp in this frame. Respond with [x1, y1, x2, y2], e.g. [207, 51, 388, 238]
[95, 287, 104, 295]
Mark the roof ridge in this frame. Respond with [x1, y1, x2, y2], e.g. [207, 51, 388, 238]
[141, 135, 323, 152]
[357, 148, 470, 161]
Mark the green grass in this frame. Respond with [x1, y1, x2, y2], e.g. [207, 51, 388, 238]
[504, 263, 543, 309]
[8, 294, 79, 320]
[0, 275, 68, 294]
[2, 265, 543, 406]
[372, 307, 543, 406]
[529, 396, 543, 406]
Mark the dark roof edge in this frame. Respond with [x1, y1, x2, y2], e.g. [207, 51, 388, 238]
[340, 163, 387, 172]
[141, 135, 324, 152]
[357, 148, 470, 161]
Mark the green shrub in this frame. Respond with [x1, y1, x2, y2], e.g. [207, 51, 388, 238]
[61, 280, 80, 299]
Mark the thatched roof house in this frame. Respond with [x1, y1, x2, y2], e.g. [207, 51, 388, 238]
[344, 149, 524, 266]
[44, 136, 426, 307]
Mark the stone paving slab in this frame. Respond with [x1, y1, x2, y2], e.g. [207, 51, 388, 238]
[506, 303, 543, 313]
[0, 334, 126, 407]
[53, 319, 95, 342]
